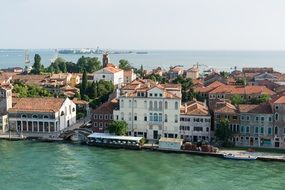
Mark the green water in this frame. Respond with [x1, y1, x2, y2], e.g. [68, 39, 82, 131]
[0, 141, 284, 190]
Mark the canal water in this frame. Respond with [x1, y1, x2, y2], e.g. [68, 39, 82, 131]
[0, 141, 284, 190]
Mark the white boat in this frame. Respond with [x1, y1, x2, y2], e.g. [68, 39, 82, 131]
[223, 153, 257, 160]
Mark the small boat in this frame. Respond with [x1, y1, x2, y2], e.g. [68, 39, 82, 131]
[223, 153, 257, 160]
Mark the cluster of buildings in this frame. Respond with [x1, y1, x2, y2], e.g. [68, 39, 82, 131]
[92, 66, 285, 149]
[2, 55, 285, 150]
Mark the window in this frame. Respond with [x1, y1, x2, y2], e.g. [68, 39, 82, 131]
[104, 114, 108, 120]
[261, 117, 264, 122]
[165, 101, 168, 109]
[22, 114, 27, 118]
[159, 101, 162, 110]
[149, 101, 153, 110]
[154, 101, 158, 110]
[61, 111, 64, 116]
[159, 93, 163, 97]
[246, 126, 250, 133]
[275, 126, 278, 135]
[194, 127, 203, 131]
[275, 113, 279, 121]
[102, 75, 106, 78]
[43, 115, 49, 119]
[256, 117, 259, 121]
[121, 99, 124, 108]
[159, 113, 162, 122]
[261, 127, 264, 134]
[241, 126, 244, 133]
[149, 93, 153, 97]
[241, 116, 245, 120]
[268, 127, 272, 135]
[247, 116, 250, 121]
[129, 100, 132, 108]
[128, 113, 132, 121]
[134, 113, 137, 121]
[255, 127, 258, 134]
[233, 116, 237, 120]
[175, 102, 179, 110]
[269, 117, 272, 122]
[150, 113, 153, 121]
[154, 113, 158, 122]
[275, 106, 279, 110]
[154, 93, 157, 97]
[32, 115, 38, 119]
[144, 114, 147, 121]
[165, 114, 168, 122]
[72, 107, 75, 112]
[99, 114, 103, 119]
[175, 115, 178, 123]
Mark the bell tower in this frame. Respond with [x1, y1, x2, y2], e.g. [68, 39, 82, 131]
[102, 52, 110, 68]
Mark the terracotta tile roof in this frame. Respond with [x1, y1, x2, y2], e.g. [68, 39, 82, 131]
[180, 101, 209, 116]
[12, 74, 49, 85]
[272, 95, 285, 104]
[104, 66, 122, 74]
[72, 98, 89, 105]
[195, 81, 225, 93]
[209, 85, 275, 95]
[9, 98, 66, 113]
[93, 100, 117, 114]
[238, 104, 272, 114]
[214, 101, 238, 114]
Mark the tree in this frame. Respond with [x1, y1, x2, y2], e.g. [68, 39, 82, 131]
[215, 119, 233, 147]
[80, 70, 88, 98]
[107, 121, 128, 135]
[77, 56, 101, 73]
[220, 71, 230, 78]
[88, 81, 98, 99]
[231, 94, 245, 105]
[119, 59, 132, 70]
[235, 78, 247, 86]
[32, 54, 42, 74]
[173, 76, 193, 102]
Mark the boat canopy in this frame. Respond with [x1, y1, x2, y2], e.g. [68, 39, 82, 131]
[88, 133, 143, 142]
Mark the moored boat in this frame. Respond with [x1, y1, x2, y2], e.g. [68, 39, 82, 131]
[223, 153, 257, 160]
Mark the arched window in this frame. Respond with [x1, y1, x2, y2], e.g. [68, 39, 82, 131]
[154, 113, 158, 121]
[149, 113, 153, 121]
[72, 107, 75, 112]
[275, 113, 279, 121]
[43, 115, 49, 119]
[275, 126, 278, 135]
[154, 101, 157, 110]
[164, 114, 168, 122]
[159, 101, 162, 110]
[268, 127, 272, 135]
[165, 101, 168, 109]
[149, 101, 153, 110]
[22, 114, 27, 118]
[32, 115, 38, 119]
[61, 111, 64, 116]
[175, 102, 179, 110]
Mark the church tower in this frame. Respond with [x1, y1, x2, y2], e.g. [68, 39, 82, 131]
[102, 53, 110, 68]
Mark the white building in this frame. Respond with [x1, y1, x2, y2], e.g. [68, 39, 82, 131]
[113, 80, 182, 140]
[180, 101, 211, 142]
[0, 85, 12, 133]
[94, 66, 124, 85]
[8, 97, 76, 135]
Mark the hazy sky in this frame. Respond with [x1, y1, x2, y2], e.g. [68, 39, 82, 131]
[1, 0, 285, 50]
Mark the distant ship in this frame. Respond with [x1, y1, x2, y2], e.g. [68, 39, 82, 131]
[136, 51, 148, 54]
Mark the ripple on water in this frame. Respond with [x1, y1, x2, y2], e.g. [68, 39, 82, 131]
[0, 141, 284, 190]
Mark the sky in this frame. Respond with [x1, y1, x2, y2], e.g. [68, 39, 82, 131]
[1, 0, 285, 50]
